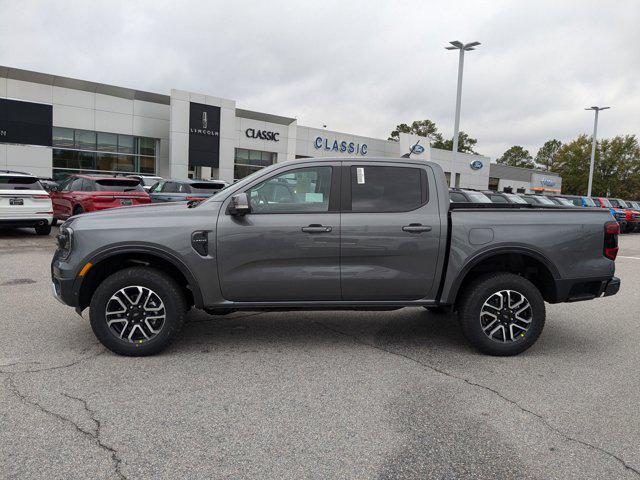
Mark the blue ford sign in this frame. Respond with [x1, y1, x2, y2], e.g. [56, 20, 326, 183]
[314, 136, 367, 156]
[411, 143, 425, 154]
[540, 178, 556, 187]
[470, 159, 483, 170]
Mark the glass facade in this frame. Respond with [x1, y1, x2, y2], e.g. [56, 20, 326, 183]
[234, 148, 277, 180]
[52, 127, 158, 180]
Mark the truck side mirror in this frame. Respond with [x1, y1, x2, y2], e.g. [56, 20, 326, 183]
[229, 193, 251, 216]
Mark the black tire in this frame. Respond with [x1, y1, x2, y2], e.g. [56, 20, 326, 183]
[89, 267, 187, 356]
[35, 224, 52, 235]
[458, 272, 545, 356]
[73, 205, 84, 216]
[423, 306, 447, 314]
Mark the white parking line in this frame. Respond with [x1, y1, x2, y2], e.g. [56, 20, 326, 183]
[618, 256, 640, 260]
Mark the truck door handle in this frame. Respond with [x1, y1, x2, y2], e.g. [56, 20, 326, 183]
[302, 224, 332, 233]
[402, 223, 432, 233]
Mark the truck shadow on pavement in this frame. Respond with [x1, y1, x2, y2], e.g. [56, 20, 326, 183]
[169, 307, 604, 359]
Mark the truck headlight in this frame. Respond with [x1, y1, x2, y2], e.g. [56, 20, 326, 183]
[56, 226, 74, 260]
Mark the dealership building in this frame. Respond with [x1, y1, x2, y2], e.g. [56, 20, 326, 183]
[0, 65, 560, 193]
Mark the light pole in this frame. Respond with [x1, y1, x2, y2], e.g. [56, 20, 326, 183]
[446, 40, 480, 155]
[585, 106, 610, 196]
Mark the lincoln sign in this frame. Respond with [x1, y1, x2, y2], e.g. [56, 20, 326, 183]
[188, 102, 221, 168]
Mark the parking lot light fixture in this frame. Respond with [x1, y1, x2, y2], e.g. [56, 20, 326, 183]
[445, 41, 481, 157]
[585, 106, 610, 197]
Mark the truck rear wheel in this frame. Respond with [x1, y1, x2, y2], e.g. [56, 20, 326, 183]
[89, 267, 187, 356]
[458, 273, 545, 356]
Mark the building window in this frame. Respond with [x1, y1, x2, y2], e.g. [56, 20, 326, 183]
[444, 171, 451, 187]
[52, 127, 158, 180]
[454, 173, 461, 188]
[488, 177, 499, 191]
[234, 148, 277, 180]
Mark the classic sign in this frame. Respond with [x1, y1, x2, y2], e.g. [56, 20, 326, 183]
[246, 128, 279, 141]
[314, 136, 367, 156]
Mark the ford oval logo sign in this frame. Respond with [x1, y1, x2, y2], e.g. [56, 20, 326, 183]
[470, 159, 483, 170]
[541, 178, 556, 187]
[412, 144, 425, 154]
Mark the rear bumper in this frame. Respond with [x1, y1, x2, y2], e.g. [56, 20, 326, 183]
[0, 217, 52, 228]
[603, 276, 621, 297]
[555, 276, 621, 302]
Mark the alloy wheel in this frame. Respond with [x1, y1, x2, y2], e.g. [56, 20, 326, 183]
[105, 286, 166, 343]
[480, 289, 532, 342]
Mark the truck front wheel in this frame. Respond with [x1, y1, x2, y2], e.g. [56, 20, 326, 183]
[458, 273, 545, 356]
[89, 267, 187, 356]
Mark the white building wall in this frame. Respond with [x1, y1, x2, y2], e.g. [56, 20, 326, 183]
[497, 178, 531, 193]
[426, 145, 490, 190]
[2, 78, 170, 178]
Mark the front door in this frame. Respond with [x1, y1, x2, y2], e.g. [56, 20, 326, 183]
[216, 163, 340, 302]
[340, 162, 442, 300]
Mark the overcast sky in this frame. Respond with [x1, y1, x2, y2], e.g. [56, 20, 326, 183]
[0, 0, 638, 160]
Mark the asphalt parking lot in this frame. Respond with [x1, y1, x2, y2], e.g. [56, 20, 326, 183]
[1, 227, 639, 479]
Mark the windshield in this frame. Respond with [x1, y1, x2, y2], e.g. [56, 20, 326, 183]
[614, 199, 628, 208]
[465, 192, 492, 203]
[504, 193, 528, 204]
[582, 197, 596, 207]
[599, 198, 612, 207]
[208, 167, 274, 201]
[95, 179, 145, 192]
[0, 176, 42, 190]
[535, 196, 556, 205]
[556, 198, 574, 206]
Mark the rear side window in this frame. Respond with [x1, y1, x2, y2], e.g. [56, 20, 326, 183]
[94, 179, 144, 192]
[349, 166, 426, 212]
[0, 176, 42, 190]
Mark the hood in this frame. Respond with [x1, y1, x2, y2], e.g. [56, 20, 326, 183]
[68, 201, 224, 230]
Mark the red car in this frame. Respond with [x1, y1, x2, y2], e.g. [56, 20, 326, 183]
[51, 174, 150, 222]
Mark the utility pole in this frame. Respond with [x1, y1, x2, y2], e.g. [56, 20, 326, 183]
[446, 40, 480, 155]
[585, 106, 610, 196]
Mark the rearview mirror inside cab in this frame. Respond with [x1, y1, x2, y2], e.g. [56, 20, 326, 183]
[228, 193, 251, 216]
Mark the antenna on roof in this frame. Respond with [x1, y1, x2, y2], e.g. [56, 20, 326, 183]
[401, 140, 421, 158]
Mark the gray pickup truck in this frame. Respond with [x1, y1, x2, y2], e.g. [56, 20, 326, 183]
[51, 157, 620, 357]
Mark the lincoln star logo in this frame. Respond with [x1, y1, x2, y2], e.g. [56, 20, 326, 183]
[202, 112, 208, 129]
[0, 130, 6, 137]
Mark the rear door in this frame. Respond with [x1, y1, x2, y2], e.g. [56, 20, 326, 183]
[0, 175, 51, 219]
[217, 162, 340, 301]
[340, 162, 442, 300]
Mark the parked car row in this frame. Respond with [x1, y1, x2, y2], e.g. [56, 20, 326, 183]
[0, 170, 228, 235]
[449, 188, 640, 233]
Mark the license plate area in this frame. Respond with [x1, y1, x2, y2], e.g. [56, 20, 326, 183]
[120, 199, 132, 206]
[9, 198, 24, 206]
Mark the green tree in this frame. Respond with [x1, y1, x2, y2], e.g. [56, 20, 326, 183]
[553, 134, 640, 197]
[388, 119, 479, 154]
[432, 131, 479, 154]
[551, 135, 592, 195]
[496, 146, 535, 168]
[535, 139, 562, 171]
[388, 119, 441, 142]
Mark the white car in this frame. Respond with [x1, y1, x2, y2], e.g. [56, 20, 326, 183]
[0, 170, 53, 235]
[126, 174, 164, 192]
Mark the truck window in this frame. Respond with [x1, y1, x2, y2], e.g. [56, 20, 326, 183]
[247, 166, 332, 213]
[349, 166, 425, 212]
[504, 193, 527, 204]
